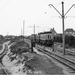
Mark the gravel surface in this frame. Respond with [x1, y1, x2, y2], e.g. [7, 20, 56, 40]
[25, 53, 65, 75]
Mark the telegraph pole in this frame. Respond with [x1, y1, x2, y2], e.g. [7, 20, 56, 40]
[49, 1, 75, 55]
[33, 24, 35, 47]
[31, 24, 35, 52]
[34, 24, 35, 35]
[62, 2, 65, 55]
[34, 24, 35, 42]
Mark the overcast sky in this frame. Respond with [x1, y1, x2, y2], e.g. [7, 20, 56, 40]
[0, 0, 75, 36]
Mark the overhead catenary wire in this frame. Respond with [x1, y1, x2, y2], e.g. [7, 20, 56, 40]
[0, 0, 10, 13]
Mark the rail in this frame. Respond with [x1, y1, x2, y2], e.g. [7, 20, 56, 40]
[36, 46, 75, 72]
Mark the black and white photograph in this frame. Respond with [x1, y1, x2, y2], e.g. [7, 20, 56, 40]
[0, 0, 75, 75]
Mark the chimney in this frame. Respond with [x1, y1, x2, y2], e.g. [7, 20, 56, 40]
[53, 28, 54, 30]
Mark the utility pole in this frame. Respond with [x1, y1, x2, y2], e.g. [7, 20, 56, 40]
[31, 24, 35, 52]
[62, 2, 65, 55]
[49, 1, 75, 55]
[34, 24, 35, 35]
[33, 24, 35, 47]
[34, 24, 35, 42]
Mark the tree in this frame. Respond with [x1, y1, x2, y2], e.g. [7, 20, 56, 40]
[68, 35, 74, 46]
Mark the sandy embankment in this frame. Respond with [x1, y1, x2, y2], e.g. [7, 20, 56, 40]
[2, 41, 66, 75]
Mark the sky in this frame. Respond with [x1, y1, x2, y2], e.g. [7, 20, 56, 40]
[0, 0, 75, 36]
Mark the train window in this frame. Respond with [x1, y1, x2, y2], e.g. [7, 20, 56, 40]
[48, 35, 49, 39]
[49, 35, 51, 39]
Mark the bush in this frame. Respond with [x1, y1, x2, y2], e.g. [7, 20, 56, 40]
[10, 41, 30, 54]
[54, 35, 75, 47]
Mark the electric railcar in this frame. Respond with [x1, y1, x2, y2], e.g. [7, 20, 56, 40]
[36, 31, 54, 47]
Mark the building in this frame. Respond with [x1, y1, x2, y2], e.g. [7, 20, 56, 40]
[65, 28, 75, 35]
[50, 28, 57, 36]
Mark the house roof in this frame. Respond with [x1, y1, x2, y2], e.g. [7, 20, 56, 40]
[50, 28, 57, 34]
[65, 28, 75, 32]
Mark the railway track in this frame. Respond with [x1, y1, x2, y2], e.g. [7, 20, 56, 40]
[36, 46, 75, 74]
[36, 44, 75, 56]
[0, 68, 9, 75]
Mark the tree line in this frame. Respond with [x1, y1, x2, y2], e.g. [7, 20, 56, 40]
[54, 34, 75, 47]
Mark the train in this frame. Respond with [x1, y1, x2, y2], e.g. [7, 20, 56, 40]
[35, 31, 54, 47]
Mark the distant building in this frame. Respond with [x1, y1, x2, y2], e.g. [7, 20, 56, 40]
[65, 28, 75, 35]
[50, 28, 57, 36]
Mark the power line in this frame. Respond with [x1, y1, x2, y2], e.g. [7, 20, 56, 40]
[0, 0, 10, 12]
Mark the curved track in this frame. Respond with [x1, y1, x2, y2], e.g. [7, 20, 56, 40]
[0, 42, 10, 75]
[0, 43, 9, 59]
